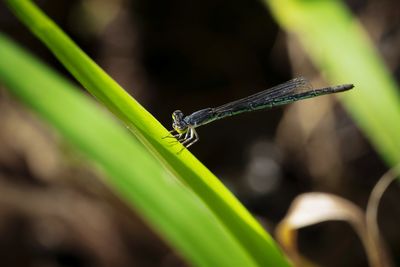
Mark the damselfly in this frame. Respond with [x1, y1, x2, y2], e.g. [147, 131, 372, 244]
[165, 77, 353, 150]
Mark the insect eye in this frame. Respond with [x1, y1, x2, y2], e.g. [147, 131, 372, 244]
[172, 110, 183, 121]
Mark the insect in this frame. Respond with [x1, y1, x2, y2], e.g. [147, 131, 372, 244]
[165, 77, 354, 151]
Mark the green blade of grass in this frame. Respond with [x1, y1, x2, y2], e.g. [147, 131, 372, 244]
[265, 0, 400, 165]
[5, 0, 291, 266]
[0, 34, 258, 267]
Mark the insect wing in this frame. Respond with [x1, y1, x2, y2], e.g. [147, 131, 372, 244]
[212, 77, 314, 115]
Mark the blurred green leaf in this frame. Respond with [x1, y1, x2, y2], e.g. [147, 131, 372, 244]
[4, 0, 291, 266]
[265, 0, 400, 165]
[0, 34, 259, 267]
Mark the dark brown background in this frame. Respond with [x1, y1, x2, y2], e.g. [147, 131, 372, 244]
[1, 0, 400, 266]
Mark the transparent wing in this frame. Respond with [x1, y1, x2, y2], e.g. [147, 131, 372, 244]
[212, 77, 313, 116]
[186, 77, 352, 127]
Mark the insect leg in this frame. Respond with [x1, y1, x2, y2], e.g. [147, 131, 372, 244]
[185, 128, 199, 148]
[162, 129, 180, 139]
[180, 128, 195, 146]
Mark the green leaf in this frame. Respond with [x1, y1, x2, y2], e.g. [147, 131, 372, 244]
[4, 0, 291, 266]
[0, 34, 258, 267]
[265, 0, 400, 166]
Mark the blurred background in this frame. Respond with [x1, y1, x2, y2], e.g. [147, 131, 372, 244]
[0, 0, 400, 266]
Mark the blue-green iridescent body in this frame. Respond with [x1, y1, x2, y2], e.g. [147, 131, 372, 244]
[168, 77, 353, 150]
